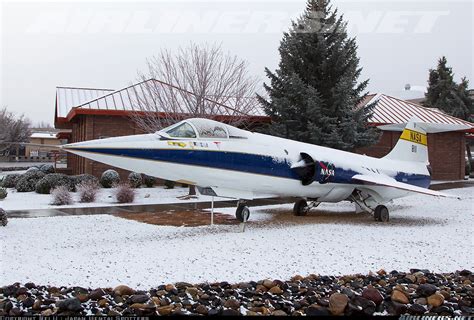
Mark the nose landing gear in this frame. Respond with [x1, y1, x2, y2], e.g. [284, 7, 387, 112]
[235, 203, 250, 222]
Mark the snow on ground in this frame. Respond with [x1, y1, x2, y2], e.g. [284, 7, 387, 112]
[0, 187, 226, 211]
[0, 187, 473, 289]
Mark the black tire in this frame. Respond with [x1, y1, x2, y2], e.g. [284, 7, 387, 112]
[293, 199, 309, 216]
[374, 205, 389, 222]
[236, 205, 250, 222]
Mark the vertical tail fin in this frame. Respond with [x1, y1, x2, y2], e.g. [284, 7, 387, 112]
[384, 118, 429, 163]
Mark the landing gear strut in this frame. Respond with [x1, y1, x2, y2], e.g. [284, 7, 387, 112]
[374, 205, 389, 222]
[236, 203, 250, 222]
[293, 199, 320, 216]
[350, 190, 390, 223]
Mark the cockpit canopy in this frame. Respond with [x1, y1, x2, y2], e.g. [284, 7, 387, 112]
[157, 118, 248, 140]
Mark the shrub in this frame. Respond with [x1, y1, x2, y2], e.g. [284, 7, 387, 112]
[143, 175, 156, 188]
[50, 186, 73, 205]
[128, 172, 143, 188]
[15, 170, 46, 192]
[115, 184, 135, 203]
[0, 188, 7, 200]
[39, 164, 55, 174]
[35, 173, 75, 194]
[164, 180, 175, 189]
[74, 174, 99, 187]
[100, 169, 120, 188]
[77, 181, 99, 203]
[1, 174, 21, 188]
[26, 166, 40, 173]
[0, 208, 7, 226]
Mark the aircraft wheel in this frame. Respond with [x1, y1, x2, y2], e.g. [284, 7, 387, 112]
[236, 205, 250, 222]
[293, 199, 309, 216]
[374, 205, 389, 222]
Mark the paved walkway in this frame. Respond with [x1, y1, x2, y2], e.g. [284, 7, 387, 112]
[6, 182, 472, 219]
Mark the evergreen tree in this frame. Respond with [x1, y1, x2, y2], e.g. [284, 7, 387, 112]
[258, 0, 378, 151]
[424, 56, 473, 121]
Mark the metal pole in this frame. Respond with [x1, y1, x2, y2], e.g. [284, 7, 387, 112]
[211, 196, 214, 226]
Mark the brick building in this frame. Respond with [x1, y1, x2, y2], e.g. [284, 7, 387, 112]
[54, 81, 473, 180]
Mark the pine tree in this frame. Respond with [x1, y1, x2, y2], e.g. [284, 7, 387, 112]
[258, 0, 378, 151]
[424, 56, 472, 121]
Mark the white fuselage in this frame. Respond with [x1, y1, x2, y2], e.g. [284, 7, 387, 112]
[64, 125, 431, 204]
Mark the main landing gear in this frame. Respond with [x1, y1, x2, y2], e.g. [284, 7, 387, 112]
[351, 190, 390, 222]
[293, 199, 320, 216]
[374, 205, 389, 222]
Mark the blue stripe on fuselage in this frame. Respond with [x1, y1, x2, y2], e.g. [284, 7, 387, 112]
[74, 147, 430, 188]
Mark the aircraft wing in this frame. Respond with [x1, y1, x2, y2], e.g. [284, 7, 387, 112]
[352, 174, 458, 198]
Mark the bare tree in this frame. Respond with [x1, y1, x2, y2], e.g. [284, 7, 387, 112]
[132, 43, 262, 133]
[0, 107, 31, 157]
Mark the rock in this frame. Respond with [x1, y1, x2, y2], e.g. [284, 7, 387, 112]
[32, 299, 42, 310]
[391, 290, 409, 304]
[427, 293, 444, 307]
[269, 286, 283, 295]
[306, 305, 329, 316]
[157, 305, 173, 316]
[272, 310, 287, 316]
[222, 309, 240, 316]
[22, 297, 35, 308]
[76, 293, 89, 303]
[415, 297, 427, 305]
[224, 299, 240, 310]
[440, 290, 450, 299]
[56, 298, 83, 312]
[405, 274, 417, 283]
[362, 287, 384, 305]
[408, 303, 427, 315]
[129, 294, 149, 304]
[175, 282, 193, 289]
[9, 307, 23, 316]
[195, 304, 208, 315]
[165, 284, 175, 292]
[113, 285, 135, 296]
[417, 284, 438, 297]
[352, 296, 376, 315]
[387, 301, 408, 315]
[459, 270, 471, 276]
[24, 282, 36, 289]
[256, 284, 267, 293]
[185, 287, 199, 297]
[263, 279, 274, 289]
[89, 288, 106, 300]
[98, 299, 108, 308]
[291, 275, 304, 281]
[41, 309, 53, 316]
[377, 269, 387, 276]
[328, 293, 348, 315]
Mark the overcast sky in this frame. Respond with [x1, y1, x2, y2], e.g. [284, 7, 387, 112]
[1, 0, 472, 125]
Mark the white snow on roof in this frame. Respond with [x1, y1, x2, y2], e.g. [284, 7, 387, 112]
[72, 79, 265, 117]
[365, 94, 473, 129]
[30, 132, 58, 139]
[56, 86, 115, 118]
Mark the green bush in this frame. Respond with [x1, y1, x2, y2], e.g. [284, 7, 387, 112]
[35, 173, 76, 194]
[128, 172, 143, 188]
[143, 175, 156, 188]
[100, 169, 120, 188]
[16, 170, 46, 192]
[0, 188, 7, 200]
[164, 180, 175, 189]
[1, 174, 21, 188]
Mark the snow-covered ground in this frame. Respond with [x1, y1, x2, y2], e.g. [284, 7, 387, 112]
[0, 187, 226, 211]
[0, 187, 472, 289]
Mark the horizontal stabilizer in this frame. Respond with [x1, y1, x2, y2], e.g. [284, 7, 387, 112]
[352, 174, 458, 198]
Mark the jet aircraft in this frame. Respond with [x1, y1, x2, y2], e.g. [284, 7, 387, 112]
[63, 117, 451, 223]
